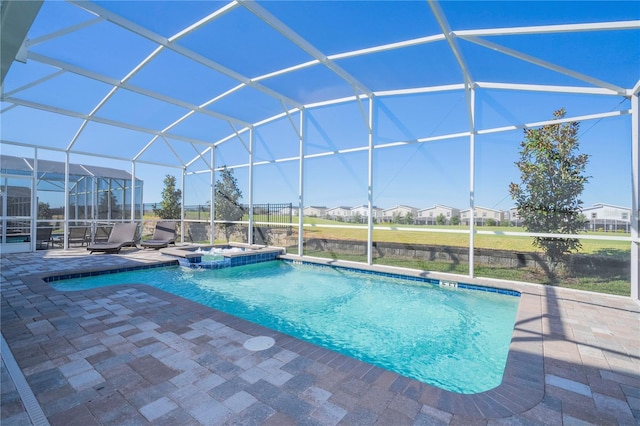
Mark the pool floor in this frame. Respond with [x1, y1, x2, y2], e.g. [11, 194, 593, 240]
[1, 248, 638, 425]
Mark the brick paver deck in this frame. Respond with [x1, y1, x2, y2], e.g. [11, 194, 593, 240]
[1, 248, 638, 425]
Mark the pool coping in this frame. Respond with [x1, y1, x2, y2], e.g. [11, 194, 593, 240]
[28, 255, 546, 419]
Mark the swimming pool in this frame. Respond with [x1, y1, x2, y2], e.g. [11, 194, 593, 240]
[50, 260, 520, 394]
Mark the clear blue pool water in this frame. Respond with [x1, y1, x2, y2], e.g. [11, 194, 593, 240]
[51, 261, 520, 394]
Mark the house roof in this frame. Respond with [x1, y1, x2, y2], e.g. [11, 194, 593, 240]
[418, 204, 459, 212]
[460, 206, 503, 213]
[0, 154, 138, 181]
[582, 203, 631, 211]
[383, 205, 419, 212]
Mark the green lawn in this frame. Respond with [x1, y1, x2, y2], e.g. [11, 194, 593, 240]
[300, 218, 630, 256]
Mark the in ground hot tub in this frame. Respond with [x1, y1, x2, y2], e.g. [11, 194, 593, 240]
[161, 243, 285, 269]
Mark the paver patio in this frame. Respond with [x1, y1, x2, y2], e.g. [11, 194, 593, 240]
[1, 248, 638, 425]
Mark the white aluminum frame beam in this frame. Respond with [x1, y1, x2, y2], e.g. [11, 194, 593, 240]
[210, 147, 216, 244]
[203, 105, 628, 165]
[458, 35, 627, 95]
[67, 0, 303, 110]
[252, 34, 447, 83]
[248, 128, 254, 244]
[168, 1, 239, 42]
[247, 19, 639, 87]
[131, 161, 136, 223]
[298, 109, 305, 256]
[367, 97, 375, 265]
[238, 0, 372, 98]
[30, 149, 38, 252]
[428, 0, 473, 88]
[204, 111, 629, 169]
[25, 52, 251, 127]
[26, 17, 103, 47]
[64, 151, 70, 249]
[2, 69, 65, 98]
[475, 81, 627, 96]
[631, 89, 639, 302]
[186, 141, 211, 170]
[0, 139, 180, 169]
[3, 96, 214, 147]
[180, 168, 186, 244]
[299, 223, 632, 242]
[453, 20, 640, 37]
[66, 43, 164, 151]
[329, 34, 446, 61]
[467, 88, 477, 278]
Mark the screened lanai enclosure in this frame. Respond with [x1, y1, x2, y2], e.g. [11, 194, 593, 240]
[1, 0, 639, 301]
[0, 154, 143, 252]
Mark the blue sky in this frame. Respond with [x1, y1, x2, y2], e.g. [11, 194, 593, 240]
[1, 1, 639, 211]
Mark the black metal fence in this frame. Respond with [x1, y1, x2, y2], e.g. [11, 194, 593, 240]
[250, 203, 293, 226]
[144, 202, 293, 226]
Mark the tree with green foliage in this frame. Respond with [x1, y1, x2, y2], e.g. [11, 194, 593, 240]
[451, 215, 460, 226]
[99, 189, 122, 219]
[404, 211, 414, 225]
[154, 175, 182, 219]
[436, 213, 446, 226]
[509, 108, 589, 263]
[353, 212, 362, 224]
[38, 202, 52, 220]
[215, 167, 244, 240]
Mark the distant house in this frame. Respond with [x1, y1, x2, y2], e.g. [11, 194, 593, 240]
[381, 205, 419, 223]
[350, 205, 383, 223]
[278, 205, 299, 216]
[460, 206, 504, 226]
[582, 203, 630, 232]
[508, 207, 522, 227]
[417, 205, 460, 225]
[303, 206, 327, 217]
[326, 206, 352, 221]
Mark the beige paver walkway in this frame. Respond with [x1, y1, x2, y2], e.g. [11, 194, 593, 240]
[1, 248, 638, 425]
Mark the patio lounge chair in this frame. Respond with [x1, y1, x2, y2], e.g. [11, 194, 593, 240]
[94, 226, 111, 242]
[35, 226, 53, 250]
[68, 226, 88, 246]
[141, 221, 176, 249]
[87, 223, 137, 254]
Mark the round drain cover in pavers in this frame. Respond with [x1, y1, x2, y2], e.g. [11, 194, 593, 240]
[243, 336, 275, 351]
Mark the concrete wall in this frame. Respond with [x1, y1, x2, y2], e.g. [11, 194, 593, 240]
[167, 223, 626, 277]
[301, 238, 628, 275]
